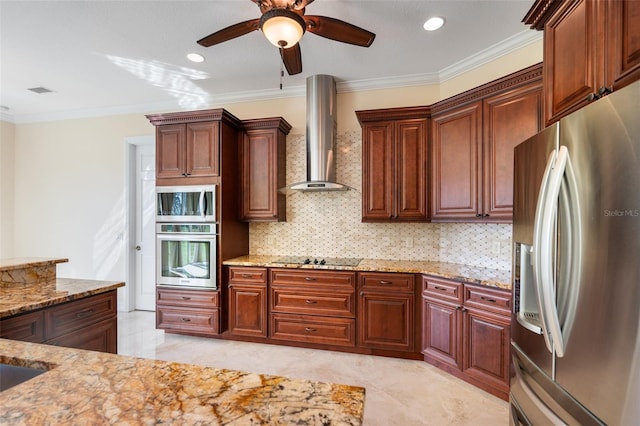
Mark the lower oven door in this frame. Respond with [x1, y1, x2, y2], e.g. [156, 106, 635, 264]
[156, 233, 217, 289]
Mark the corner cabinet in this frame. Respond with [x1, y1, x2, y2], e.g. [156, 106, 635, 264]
[356, 107, 430, 222]
[421, 275, 512, 401]
[430, 64, 543, 222]
[146, 109, 242, 186]
[524, 0, 640, 125]
[239, 118, 291, 222]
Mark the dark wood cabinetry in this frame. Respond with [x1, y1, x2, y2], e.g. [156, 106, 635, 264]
[356, 107, 430, 222]
[239, 118, 291, 222]
[0, 291, 118, 354]
[156, 287, 220, 336]
[270, 269, 357, 347]
[430, 64, 543, 222]
[227, 267, 268, 337]
[147, 109, 242, 186]
[421, 276, 511, 401]
[525, 0, 640, 125]
[357, 272, 417, 353]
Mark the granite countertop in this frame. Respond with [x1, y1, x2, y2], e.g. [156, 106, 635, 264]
[0, 257, 68, 273]
[0, 339, 365, 425]
[0, 278, 125, 319]
[223, 255, 512, 290]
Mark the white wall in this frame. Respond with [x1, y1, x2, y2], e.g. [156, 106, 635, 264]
[0, 120, 16, 258]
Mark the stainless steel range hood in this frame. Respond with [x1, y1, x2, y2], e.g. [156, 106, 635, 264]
[288, 75, 349, 191]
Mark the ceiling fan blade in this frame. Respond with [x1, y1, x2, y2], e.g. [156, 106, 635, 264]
[280, 43, 302, 75]
[197, 18, 261, 47]
[305, 16, 375, 47]
[293, 0, 315, 10]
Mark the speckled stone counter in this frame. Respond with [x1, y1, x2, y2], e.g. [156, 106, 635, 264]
[223, 255, 511, 290]
[0, 339, 365, 425]
[0, 278, 125, 319]
[0, 257, 69, 286]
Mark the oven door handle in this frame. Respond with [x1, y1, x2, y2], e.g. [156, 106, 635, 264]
[199, 190, 206, 219]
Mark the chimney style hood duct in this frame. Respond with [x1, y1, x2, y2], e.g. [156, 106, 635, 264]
[288, 75, 349, 191]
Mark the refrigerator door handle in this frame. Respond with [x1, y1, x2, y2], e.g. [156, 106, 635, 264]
[533, 148, 557, 354]
[539, 146, 570, 357]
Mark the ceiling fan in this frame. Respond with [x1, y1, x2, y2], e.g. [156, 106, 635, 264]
[196, 0, 376, 76]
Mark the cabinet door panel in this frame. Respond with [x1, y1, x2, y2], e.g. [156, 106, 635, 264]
[47, 317, 117, 354]
[358, 293, 414, 351]
[396, 120, 428, 220]
[362, 122, 394, 220]
[483, 85, 543, 220]
[544, 0, 601, 124]
[0, 311, 45, 342]
[422, 298, 461, 369]
[607, 0, 640, 90]
[156, 124, 185, 179]
[431, 102, 482, 220]
[463, 309, 510, 390]
[187, 122, 219, 177]
[228, 285, 267, 337]
[241, 129, 281, 221]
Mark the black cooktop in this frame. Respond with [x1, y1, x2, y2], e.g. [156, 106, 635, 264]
[273, 256, 361, 267]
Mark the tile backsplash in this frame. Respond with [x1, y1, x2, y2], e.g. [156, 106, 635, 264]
[249, 131, 512, 271]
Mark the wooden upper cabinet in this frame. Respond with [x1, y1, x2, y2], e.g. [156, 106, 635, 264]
[430, 64, 543, 223]
[146, 108, 242, 186]
[431, 102, 482, 221]
[483, 83, 544, 220]
[525, 0, 640, 125]
[240, 118, 291, 222]
[356, 107, 429, 222]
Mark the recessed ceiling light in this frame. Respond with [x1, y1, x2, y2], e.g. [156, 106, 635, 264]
[423, 16, 445, 31]
[187, 53, 205, 63]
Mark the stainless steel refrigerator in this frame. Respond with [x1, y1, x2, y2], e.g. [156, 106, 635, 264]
[511, 80, 640, 425]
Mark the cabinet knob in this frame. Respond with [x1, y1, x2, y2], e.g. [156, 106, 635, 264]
[359, 291, 364, 296]
[476, 213, 482, 217]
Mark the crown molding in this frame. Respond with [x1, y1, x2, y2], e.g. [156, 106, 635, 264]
[10, 30, 543, 124]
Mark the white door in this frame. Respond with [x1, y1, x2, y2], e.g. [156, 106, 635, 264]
[135, 144, 156, 311]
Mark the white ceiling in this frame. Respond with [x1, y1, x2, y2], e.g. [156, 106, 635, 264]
[0, 0, 540, 123]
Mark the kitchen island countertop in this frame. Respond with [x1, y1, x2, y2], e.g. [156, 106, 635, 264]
[0, 339, 365, 425]
[223, 255, 511, 290]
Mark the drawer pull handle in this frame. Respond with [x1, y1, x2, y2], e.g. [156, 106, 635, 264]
[304, 327, 317, 333]
[434, 286, 448, 291]
[181, 296, 191, 300]
[305, 300, 317, 304]
[75, 309, 95, 319]
[379, 280, 392, 285]
[181, 318, 191, 322]
[480, 296, 497, 303]
[304, 277, 317, 281]
[242, 274, 255, 278]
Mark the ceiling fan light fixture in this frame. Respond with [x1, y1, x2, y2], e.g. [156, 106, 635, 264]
[260, 9, 306, 48]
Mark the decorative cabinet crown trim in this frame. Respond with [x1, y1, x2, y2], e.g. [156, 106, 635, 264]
[356, 106, 430, 123]
[523, 0, 564, 31]
[146, 108, 242, 128]
[242, 117, 292, 134]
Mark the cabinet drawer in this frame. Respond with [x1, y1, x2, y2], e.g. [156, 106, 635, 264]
[156, 288, 219, 308]
[0, 311, 45, 343]
[463, 284, 511, 316]
[45, 291, 116, 340]
[359, 272, 415, 292]
[270, 269, 356, 289]
[156, 306, 219, 335]
[271, 288, 355, 317]
[47, 317, 117, 354]
[228, 267, 267, 284]
[422, 276, 463, 304]
[270, 313, 356, 347]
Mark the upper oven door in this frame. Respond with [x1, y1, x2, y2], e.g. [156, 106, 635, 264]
[156, 185, 216, 222]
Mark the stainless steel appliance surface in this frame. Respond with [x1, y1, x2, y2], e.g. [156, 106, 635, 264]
[272, 256, 362, 267]
[156, 185, 217, 222]
[156, 223, 218, 289]
[511, 81, 640, 425]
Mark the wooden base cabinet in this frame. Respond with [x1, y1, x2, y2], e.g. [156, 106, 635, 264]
[421, 276, 511, 401]
[0, 291, 118, 354]
[227, 267, 268, 337]
[358, 272, 416, 353]
[156, 287, 220, 336]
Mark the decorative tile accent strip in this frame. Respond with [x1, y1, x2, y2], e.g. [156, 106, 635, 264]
[250, 131, 512, 271]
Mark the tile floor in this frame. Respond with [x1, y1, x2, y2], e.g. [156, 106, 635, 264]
[118, 310, 509, 425]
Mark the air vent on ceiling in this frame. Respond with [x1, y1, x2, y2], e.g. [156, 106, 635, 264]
[28, 86, 54, 94]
